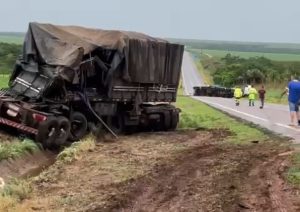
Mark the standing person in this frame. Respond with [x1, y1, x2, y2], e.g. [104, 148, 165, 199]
[282, 78, 300, 126]
[248, 85, 257, 106]
[234, 86, 243, 106]
[258, 85, 266, 109]
[243, 84, 250, 97]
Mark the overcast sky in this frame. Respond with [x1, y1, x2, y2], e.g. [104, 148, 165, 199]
[1, 0, 300, 43]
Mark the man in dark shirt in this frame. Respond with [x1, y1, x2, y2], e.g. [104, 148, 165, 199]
[258, 85, 266, 109]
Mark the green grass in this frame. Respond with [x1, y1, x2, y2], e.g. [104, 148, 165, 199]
[189, 48, 300, 61]
[57, 135, 96, 163]
[176, 95, 267, 144]
[1, 178, 32, 201]
[287, 152, 300, 186]
[0, 178, 32, 211]
[0, 35, 23, 44]
[264, 88, 288, 104]
[0, 139, 39, 161]
[0, 75, 9, 88]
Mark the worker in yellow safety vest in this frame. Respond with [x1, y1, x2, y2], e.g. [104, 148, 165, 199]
[234, 86, 243, 106]
[248, 85, 258, 106]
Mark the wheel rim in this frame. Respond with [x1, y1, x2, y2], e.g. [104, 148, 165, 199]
[48, 127, 56, 137]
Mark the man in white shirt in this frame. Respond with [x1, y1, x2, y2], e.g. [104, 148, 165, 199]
[243, 85, 250, 97]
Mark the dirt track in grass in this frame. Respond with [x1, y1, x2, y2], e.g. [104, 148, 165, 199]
[7, 130, 300, 212]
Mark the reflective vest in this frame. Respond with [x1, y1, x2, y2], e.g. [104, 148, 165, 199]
[234, 88, 243, 98]
[249, 87, 257, 100]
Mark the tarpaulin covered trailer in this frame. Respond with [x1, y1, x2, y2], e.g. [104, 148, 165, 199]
[0, 23, 184, 148]
[10, 23, 184, 101]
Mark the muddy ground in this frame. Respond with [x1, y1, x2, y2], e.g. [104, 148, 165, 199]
[4, 129, 300, 212]
[0, 150, 56, 181]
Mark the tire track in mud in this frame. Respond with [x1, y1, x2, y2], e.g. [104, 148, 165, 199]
[237, 153, 296, 212]
[111, 143, 298, 212]
[3, 130, 299, 212]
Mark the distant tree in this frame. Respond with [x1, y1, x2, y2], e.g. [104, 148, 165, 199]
[0, 43, 22, 75]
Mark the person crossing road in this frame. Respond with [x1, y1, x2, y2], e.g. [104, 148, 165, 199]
[258, 85, 266, 109]
[248, 85, 258, 107]
[234, 86, 243, 106]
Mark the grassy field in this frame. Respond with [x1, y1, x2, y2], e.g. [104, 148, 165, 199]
[0, 35, 23, 44]
[175, 95, 267, 144]
[0, 75, 9, 88]
[189, 48, 300, 61]
[169, 38, 300, 55]
[264, 88, 288, 104]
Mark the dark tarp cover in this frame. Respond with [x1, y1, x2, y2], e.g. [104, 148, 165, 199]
[23, 23, 183, 84]
[10, 23, 184, 98]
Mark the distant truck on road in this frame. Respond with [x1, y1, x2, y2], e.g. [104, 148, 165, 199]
[193, 85, 234, 98]
[0, 23, 184, 148]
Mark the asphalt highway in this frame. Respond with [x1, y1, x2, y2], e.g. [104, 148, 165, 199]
[181, 51, 300, 143]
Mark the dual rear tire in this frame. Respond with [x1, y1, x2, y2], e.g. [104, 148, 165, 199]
[36, 112, 88, 149]
[150, 108, 179, 131]
[36, 116, 71, 149]
[35, 108, 179, 148]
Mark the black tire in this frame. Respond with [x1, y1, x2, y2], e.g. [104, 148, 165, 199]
[55, 116, 71, 146]
[152, 114, 163, 131]
[36, 117, 59, 149]
[88, 122, 104, 137]
[170, 110, 179, 130]
[69, 112, 88, 141]
[162, 111, 172, 131]
[106, 115, 124, 135]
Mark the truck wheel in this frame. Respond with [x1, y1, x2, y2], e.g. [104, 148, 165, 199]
[55, 116, 71, 146]
[69, 112, 88, 141]
[107, 116, 124, 134]
[170, 110, 179, 130]
[88, 122, 103, 137]
[36, 117, 59, 149]
[162, 111, 172, 131]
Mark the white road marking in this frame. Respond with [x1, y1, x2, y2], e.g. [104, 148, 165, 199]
[275, 123, 300, 131]
[196, 97, 300, 133]
[197, 97, 269, 122]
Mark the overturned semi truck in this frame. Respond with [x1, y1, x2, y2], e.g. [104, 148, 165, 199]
[0, 23, 184, 148]
[193, 86, 234, 98]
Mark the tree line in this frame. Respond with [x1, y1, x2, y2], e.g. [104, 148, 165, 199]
[0, 42, 22, 75]
[202, 53, 300, 87]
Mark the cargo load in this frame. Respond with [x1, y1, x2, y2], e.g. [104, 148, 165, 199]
[0, 23, 184, 148]
[10, 23, 183, 101]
